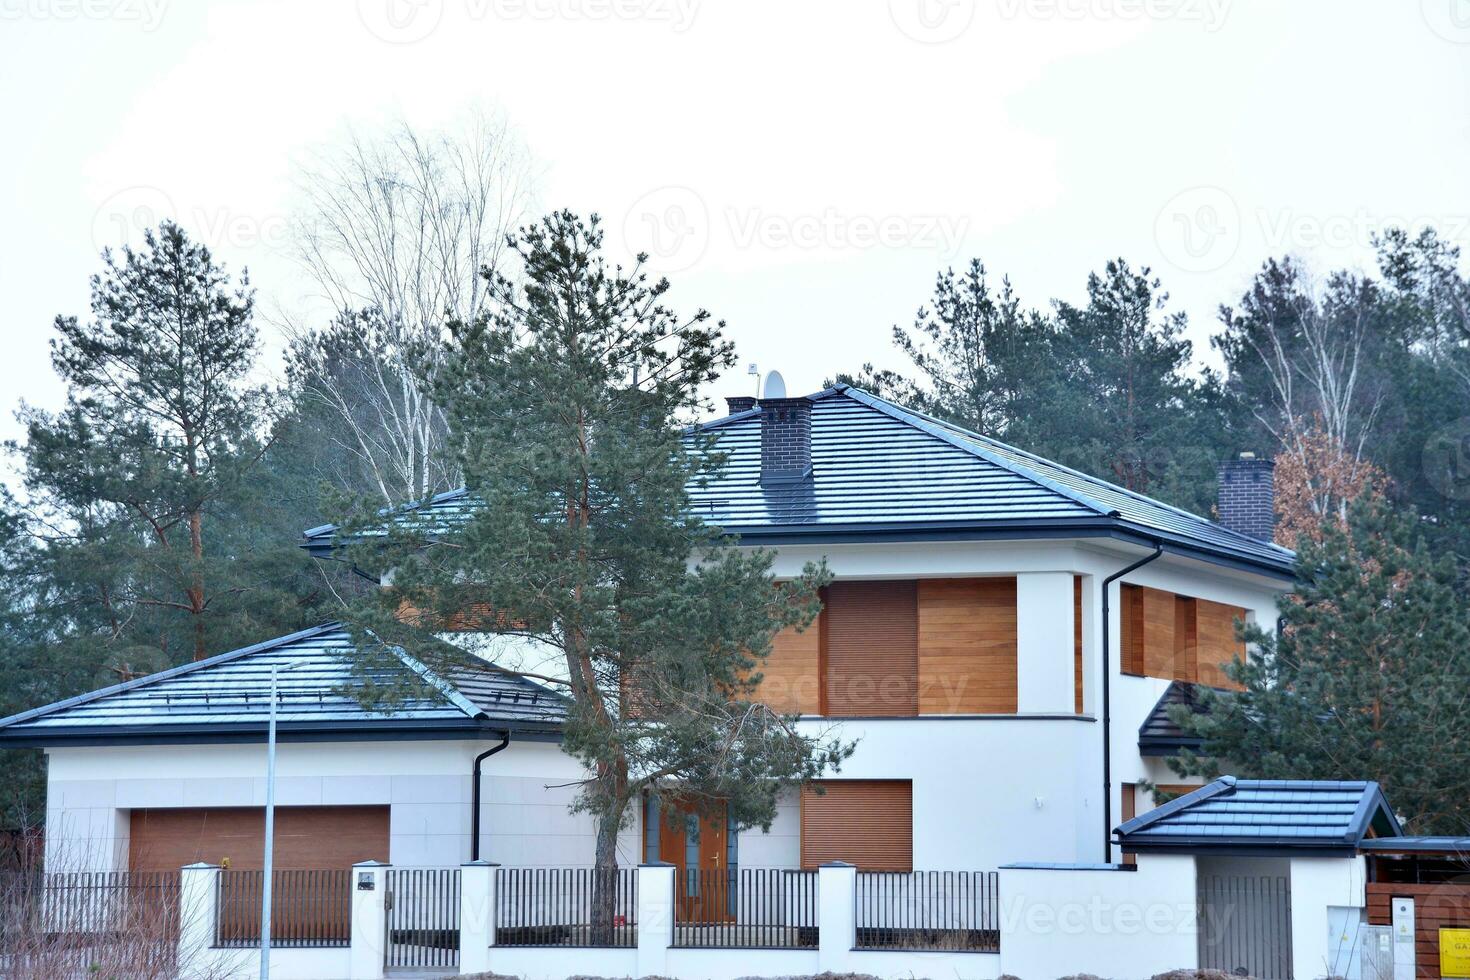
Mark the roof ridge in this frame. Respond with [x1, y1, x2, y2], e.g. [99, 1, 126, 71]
[367, 630, 487, 721]
[923, 411, 1294, 558]
[0, 622, 348, 730]
[836, 386, 1113, 517]
[1115, 776, 1237, 837]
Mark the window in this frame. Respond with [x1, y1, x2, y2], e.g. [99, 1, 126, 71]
[1119, 585, 1247, 688]
[750, 577, 1020, 717]
[800, 780, 912, 871]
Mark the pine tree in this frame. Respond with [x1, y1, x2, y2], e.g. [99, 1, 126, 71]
[347, 212, 851, 895]
[1170, 496, 1470, 833]
[14, 221, 319, 665]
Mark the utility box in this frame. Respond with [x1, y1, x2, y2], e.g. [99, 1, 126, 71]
[1360, 924, 1394, 980]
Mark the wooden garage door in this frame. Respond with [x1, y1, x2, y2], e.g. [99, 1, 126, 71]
[800, 780, 912, 871]
[128, 806, 389, 872]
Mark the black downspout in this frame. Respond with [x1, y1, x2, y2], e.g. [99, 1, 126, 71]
[1101, 542, 1163, 863]
[471, 732, 511, 862]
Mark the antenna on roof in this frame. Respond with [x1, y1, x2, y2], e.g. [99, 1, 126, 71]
[747, 362, 760, 396]
[762, 370, 786, 400]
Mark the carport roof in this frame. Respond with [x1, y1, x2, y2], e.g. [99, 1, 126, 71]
[1115, 776, 1403, 856]
[0, 623, 566, 747]
[1358, 837, 1470, 855]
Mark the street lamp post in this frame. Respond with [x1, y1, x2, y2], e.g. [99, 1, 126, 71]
[260, 664, 279, 979]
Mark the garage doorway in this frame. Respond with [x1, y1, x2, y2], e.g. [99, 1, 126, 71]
[1197, 857, 1293, 980]
[127, 805, 390, 872]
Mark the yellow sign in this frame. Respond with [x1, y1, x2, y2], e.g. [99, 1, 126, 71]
[1441, 927, 1470, 978]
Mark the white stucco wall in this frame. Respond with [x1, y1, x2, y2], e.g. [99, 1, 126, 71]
[43, 738, 641, 872]
[800, 715, 1100, 869]
[1289, 856, 1367, 980]
[1000, 855, 1199, 979]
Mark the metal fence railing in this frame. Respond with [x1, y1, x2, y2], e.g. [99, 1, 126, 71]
[495, 867, 637, 948]
[0, 870, 181, 975]
[385, 868, 460, 970]
[854, 870, 1000, 952]
[672, 867, 818, 949]
[215, 869, 351, 948]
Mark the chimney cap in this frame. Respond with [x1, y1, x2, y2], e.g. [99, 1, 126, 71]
[1238, 451, 1256, 460]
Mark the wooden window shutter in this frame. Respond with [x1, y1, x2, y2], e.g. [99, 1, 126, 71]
[1119, 584, 1145, 676]
[1173, 595, 1198, 682]
[1196, 600, 1248, 690]
[823, 581, 918, 717]
[1073, 576, 1084, 714]
[800, 780, 912, 871]
[1120, 783, 1137, 866]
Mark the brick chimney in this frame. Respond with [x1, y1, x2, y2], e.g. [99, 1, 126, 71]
[758, 371, 811, 485]
[1217, 452, 1276, 542]
[725, 396, 757, 414]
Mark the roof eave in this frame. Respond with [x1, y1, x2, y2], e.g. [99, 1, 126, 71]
[0, 717, 565, 748]
[1118, 840, 1361, 858]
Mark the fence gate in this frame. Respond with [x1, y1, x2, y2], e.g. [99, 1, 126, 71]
[1197, 874, 1293, 980]
[384, 868, 460, 971]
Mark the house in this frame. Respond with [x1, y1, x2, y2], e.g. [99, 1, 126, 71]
[1, 382, 1295, 887]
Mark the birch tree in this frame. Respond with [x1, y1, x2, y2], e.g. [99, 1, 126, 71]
[286, 110, 536, 504]
[1216, 258, 1394, 530]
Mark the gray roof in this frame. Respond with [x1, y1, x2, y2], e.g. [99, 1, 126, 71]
[303, 386, 1294, 578]
[1115, 776, 1402, 855]
[1138, 681, 1212, 757]
[0, 624, 565, 747]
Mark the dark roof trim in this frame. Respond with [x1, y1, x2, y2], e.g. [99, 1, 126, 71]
[1359, 837, 1470, 855]
[3, 718, 564, 748]
[1126, 844, 1362, 858]
[723, 520, 1295, 581]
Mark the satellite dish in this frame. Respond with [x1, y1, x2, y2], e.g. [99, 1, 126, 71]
[763, 370, 786, 399]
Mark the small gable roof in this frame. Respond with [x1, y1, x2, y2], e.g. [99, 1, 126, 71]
[1115, 776, 1402, 855]
[303, 386, 1294, 578]
[0, 624, 565, 747]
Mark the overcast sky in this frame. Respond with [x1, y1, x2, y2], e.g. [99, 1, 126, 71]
[3, 0, 1469, 454]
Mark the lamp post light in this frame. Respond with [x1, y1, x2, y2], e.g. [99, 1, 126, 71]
[260, 661, 304, 980]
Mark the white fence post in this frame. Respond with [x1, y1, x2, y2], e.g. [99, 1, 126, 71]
[818, 861, 856, 975]
[637, 862, 676, 978]
[176, 862, 220, 980]
[349, 860, 390, 980]
[459, 860, 497, 975]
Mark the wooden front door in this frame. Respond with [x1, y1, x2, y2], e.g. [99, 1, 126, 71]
[652, 798, 733, 923]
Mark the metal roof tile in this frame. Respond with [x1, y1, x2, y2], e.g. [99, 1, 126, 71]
[0, 624, 566, 742]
